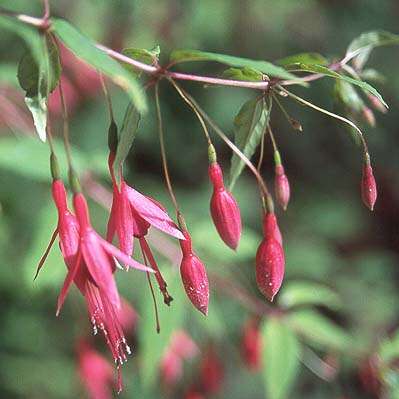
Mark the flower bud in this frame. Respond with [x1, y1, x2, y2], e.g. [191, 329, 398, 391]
[366, 93, 387, 114]
[256, 236, 285, 302]
[241, 318, 262, 371]
[179, 231, 209, 315]
[362, 106, 376, 127]
[274, 152, 290, 210]
[361, 162, 377, 211]
[262, 212, 282, 246]
[209, 163, 242, 249]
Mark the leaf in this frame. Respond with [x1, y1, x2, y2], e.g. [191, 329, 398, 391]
[0, 136, 108, 181]
[279, 281, 341, 310]
[24, 96, 47, 142]
[379, 330, 399, 365]
[261, 317, 301, 399]
[277, 52, 328, 66]
[346, 30, 399, 70]
[122, 46, 160, 77]
[52, 18, 147, 113]
[221, 66, 263, 81]
[334, 80, 365, 113]
[113, 102, 141, 178]
[17, 36, 61, 97]
[169, 49, 299, 80]
[229, 97, 270, 190]
[287, 309, 352, 351]
[285, 62, 388, 108]
[0, 63, 19, 87]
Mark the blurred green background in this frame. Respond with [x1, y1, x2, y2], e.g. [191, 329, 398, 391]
[0, 0, 398, 398]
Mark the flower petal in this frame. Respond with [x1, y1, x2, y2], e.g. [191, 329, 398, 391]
[125, 185, 184, 240]
[56, 249, 82, 316]
[97, 234, 154, 273]
[81, 230, 121, 309]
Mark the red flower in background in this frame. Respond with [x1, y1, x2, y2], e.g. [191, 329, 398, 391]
[241, 317, 262, 371]
[77, 340, 115, 399]
[200, 347, 224, 394]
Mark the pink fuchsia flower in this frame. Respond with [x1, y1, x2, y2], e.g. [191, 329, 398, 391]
[160, 330, 198, 388]
[241, 317, 262, 371]
[77, 340, 114, 399]
[361, 158, 377, 211]
[179, 229, 209, 315]
[183, 388, 205, 399]
[208, 162, 242, 250]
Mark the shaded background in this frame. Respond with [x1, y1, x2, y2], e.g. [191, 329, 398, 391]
[0, 0, 398, 398]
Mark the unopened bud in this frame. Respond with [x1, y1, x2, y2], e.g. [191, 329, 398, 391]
[361, 158, 377, 211]
[362, 106, 376, 127]
[366, 93, 387, 114]
[209, 163, 242, 250]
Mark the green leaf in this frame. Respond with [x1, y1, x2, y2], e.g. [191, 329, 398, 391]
[221, 66, 263, 81]
[0, 16, 42, 64]
[334, 80, 365, 113]
[287, 310, 352, 351]
[279, 281, 341, 310]
[0, 63, 19, 87]
[379, 330, 399, 365]
[17, 36, 61, 97]
[0, 136, 108, 181]
[24, 96, 47, 142]
[346, 30, 399, 70]
[122, 45, 160, 77]
[285, 62, 388, 108]
[229, 97, 270, 190]
[169, 49, 299, 80]
[277, 52, 328, 66]
[113, 102, 141, 181]
[261, 317, 301, 399]
[52, 18, 147, 113]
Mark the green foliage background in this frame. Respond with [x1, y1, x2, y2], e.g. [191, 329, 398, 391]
[0, 0, 398, 398]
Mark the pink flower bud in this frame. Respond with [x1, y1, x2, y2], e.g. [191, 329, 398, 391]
[262, 212, 283, 246]
[256, 234, 285, 302]
[179, 231, 209, 315]
[241, 318, 262, 371]
[209, 163, 242, 250]
[275, 164, 290, 210]
[362, 106, 376, 127]
[366, 93, 387, 114]
[361, 163, 377, 211]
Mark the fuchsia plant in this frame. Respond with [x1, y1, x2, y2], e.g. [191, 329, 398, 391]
[4, 1, 397, 396]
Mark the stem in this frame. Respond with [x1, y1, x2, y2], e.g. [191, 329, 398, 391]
[279, 86, 369, 157]
[154, 83, 179, 212]
[267, 125, 278, 153]
[99, 73, 114, 122]
[176, 86, 273, 201]
[168, 78, 212, 145]
[256, 132, 265, 172]
[140, 244, 161, 334]
[43, 0, 50, 21]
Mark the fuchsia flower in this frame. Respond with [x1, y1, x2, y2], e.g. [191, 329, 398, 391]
[179, 230, 209, 315]
[208, 162, 242, 250]
[77, 340, 114, 399]
[200, 348, 224, 394]
[241, 317, 262, 371]
[37, 177, 152, 391]
[256, 211, 285, 301]
[160, 329, 198, 386]
[361, 160, 377, 211]
[107, 153, 184, 304]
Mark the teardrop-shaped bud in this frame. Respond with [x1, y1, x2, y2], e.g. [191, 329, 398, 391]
[274, 164, 290, 211]
[255, 238, 285, 301]
[366, 93, 387, 114]
[179, 231, 209, 315]
[262, 212, 283, 246]
[362, 106, 376, 127]
[361, 162, 377, 211]
[209, 163, 242, 250]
